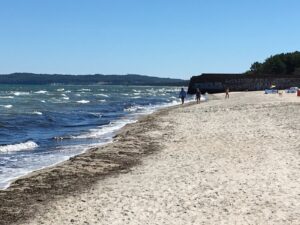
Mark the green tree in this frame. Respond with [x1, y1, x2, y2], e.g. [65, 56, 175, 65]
[262, 55, 286, 74]
[248, 51, 300, 75]
[250, 62, 262, 73]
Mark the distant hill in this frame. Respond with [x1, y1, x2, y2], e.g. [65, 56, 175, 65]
[0, 73, 188, 86]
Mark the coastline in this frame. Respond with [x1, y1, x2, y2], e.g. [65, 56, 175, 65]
[0, 85, 185, 190]
[0, 100, 190, 225]
[1, 91, 300, 225]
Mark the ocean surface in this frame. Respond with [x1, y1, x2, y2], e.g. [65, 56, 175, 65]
[0, 84, 190, 189]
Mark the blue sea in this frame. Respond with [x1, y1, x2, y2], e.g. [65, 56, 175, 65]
[0, 84, 188, 189]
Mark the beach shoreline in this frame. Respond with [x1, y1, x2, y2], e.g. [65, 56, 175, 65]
[0, 100, 191, 225]
[1, 91, 300, 225]
[0, 85, 186, 191]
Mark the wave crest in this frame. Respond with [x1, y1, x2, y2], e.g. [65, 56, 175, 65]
[0, 141, 38, 153]
[0, 105, 13, 108]
[76, 100, 90, 104]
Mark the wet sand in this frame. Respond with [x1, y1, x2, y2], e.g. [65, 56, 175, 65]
[1, 91, 300, 225]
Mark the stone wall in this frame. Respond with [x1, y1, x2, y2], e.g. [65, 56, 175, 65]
[188, 73, 300, 94]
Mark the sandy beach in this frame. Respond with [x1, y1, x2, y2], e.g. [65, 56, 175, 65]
[1, 91, 300, 225]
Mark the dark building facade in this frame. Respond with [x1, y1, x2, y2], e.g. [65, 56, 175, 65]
[188, 73, 300, 94]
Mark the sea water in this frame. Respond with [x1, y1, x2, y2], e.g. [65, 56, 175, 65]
[0, 84, 189, 189]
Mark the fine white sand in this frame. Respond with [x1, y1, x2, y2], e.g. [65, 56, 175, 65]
[27, 91, 300, 225]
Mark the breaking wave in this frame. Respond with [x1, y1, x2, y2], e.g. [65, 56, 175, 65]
[0, 141, 38, 153]
[76, 100, 90, 104]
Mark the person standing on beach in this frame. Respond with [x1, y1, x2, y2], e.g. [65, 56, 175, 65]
[225, 87, 230, 99]
[179, 88, 187, 104]
[196, 88, 201, 104]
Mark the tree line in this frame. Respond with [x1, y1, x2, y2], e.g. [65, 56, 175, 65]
[247, 51, 300, 76]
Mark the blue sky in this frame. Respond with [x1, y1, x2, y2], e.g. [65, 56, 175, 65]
[0, 0, 299, 79]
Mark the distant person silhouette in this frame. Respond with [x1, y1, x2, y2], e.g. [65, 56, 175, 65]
[225, 88, 230, 99]
[179, 88, 187, 104]
[196, 88, 201, 104]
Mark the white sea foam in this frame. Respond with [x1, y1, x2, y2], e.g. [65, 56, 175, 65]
[57, 88, 65, 92]
[124, 105, 144, 112]
[73, 119, 134, 139]
[146, 88, 155, 92]
[0, 141, 38, 153]
[99, 99, 106, 102]
[79, 89, 91, 92]
[13, 92, 30, 96]
[40, 100, 46, 103]
[61, 94, 70, 100]
[0, 105, 13, 108]
[50, 98, 64, 103]
[32, 111, 43, 115]
[0, 96, 14, 99]
[76, 100, 90, 104]
[34, 90, 47, 94]
[95, 94, 109, 97]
